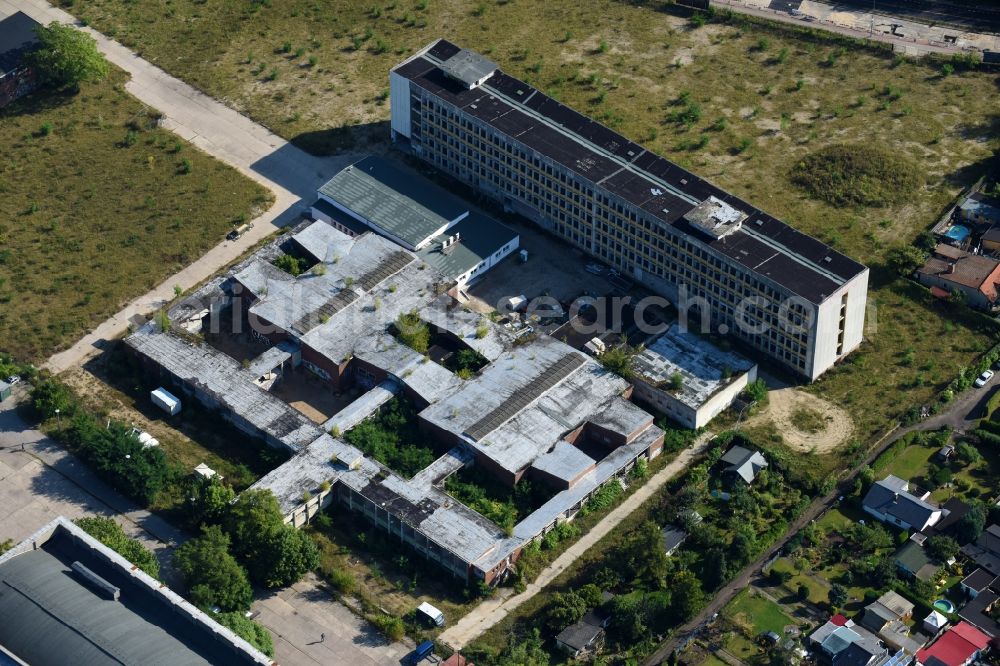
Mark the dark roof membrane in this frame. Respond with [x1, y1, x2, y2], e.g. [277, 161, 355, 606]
[395, 40, 867, 304]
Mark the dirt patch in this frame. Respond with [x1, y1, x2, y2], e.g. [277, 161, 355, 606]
[747, 387, 853, 454]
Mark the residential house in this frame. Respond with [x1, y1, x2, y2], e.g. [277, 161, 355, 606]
[863, 475, 948, 532]
[860, 592, 926, 655]
[662, 526, 688, 556]
[915, 622, 991, 666]
[895, 540, 940, 582]
[961, 524, 1000, 576]
[958, 587, 999, 639]
[0, 12, 40, 108]
[720, 445, 768, 485]
[441, 655, 474, 666]
[916, 244, 1000, 311]
[960, 569, 998, 599]
[809, 620, 890, 666]
[959, 193, 1000, 227]
[555, 607, 611, 659]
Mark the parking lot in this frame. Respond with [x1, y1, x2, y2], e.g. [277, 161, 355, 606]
[465, 217, 614, 312]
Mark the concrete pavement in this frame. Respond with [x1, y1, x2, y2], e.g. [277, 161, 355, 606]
[253, 574, 410, 666]
[439, 432, 714, 650]
[0, 0, 353, 376]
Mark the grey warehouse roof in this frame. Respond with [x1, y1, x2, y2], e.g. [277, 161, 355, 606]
[0, 517, 271, 666]
[318, 156, 469, 249]
[416, 212, 519, 281]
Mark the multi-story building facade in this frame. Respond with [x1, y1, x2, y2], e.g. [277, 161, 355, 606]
[389, 40, 870, 379]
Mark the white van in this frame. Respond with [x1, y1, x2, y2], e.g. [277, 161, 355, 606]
[416, 602, 445, 627]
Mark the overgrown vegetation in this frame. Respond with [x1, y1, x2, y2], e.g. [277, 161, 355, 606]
[392, 310, 431, 354]
[791, 143, 924, 207]
[75, 516, 160, 578]
[444, 465, 555, 533]
[272, 253, 311, 276]
[467, 430, 814, 663]
[344, 397, 437, 478]
[26, 22, 109, 90]
[0, 69, 271, 361]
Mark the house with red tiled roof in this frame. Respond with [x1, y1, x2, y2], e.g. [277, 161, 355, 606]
[917, 245, 1000, 310]
[915, 621, 991, 666]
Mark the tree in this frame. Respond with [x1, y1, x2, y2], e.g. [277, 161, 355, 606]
[75, 517, 160, 578]
[496, 629, 549, 666]
[599, 343, 638, 379]
[25, 23, 109, 90]
[185, 475, 236, 526]
[925, 535, 960, 563]
[608, 593, 649, 644]
[249, 527, 319, 588]
[829, 583, 848, 608]
[955, 442, 982, 465]
[670, 569, 705, 621]
[173, 525, 253, 612]
[885, 245, 927, 276]
[621, 521, 669, 589]
[797, 584, 810, 601]
[846, 522, 893, 554]
[545, 590, 588, 631]
[213, 611, 274, 657]
[955, 501, 987, 544]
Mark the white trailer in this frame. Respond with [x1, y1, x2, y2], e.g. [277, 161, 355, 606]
[150, 387, 181, 416]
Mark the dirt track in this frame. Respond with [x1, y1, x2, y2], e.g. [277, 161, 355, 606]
[747, 387, 853, 453]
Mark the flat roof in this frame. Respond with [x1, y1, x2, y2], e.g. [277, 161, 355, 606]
[416, 212, 519, 281]
[393, 39, 868, 304]
[0, 518, 271, 665]
[530, 441, 596, 484]
[632, 324, 755, 410]
[0, 12, 40, 76]
[126, 325, 321, 452]
[318, 156, 468, 248]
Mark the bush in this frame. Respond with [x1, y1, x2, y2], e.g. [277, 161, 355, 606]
[393, 309, 430, 353]
[367, 613, 405, 641]
[75, 517, 160, 578]
[214, 611, 275, 657]
[791, 144, 924, 207]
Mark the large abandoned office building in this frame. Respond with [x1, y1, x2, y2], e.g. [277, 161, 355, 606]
[389, 40, 869, 380]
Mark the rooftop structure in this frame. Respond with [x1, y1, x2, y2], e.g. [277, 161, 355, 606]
[630, 323, 757, 428]
[0, 517, 272, 665]
[389, 39, 869, 380]
[863, 475, 948, 533]
[809, 620, 890, 666]
[438, 48, 497, 89]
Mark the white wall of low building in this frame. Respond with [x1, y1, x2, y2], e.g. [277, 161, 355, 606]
[632, 364, 755, 429]
[454, 236, 520, 286]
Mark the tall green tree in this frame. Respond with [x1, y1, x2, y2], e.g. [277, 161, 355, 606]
[186, 475, 236, 526]
[25, 23, 109, 90]
[173, 525, 253, 612]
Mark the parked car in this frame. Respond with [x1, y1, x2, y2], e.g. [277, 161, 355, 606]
[5, 375, 20, 385]
[975, 370, 994, 388]
[584, 262, 605, 275]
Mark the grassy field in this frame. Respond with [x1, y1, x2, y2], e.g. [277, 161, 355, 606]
[723, 589, 795, 635]
[0, 69, 272, 362]
[62, 0, 1000, 452]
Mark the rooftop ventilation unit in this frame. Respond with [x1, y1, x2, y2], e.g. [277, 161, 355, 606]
[684, 196, 747, 240]
[71, 561, 121, 601]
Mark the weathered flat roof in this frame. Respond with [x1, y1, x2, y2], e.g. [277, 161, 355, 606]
[126, 325, 321, 451]
[416, 212, 519, 281]
[318, 156, 468, 248]
[439, 48, 497, 88]
[633, 324, 755, 410]
[393, 39, 868, 304]
[0, 12, 39, 76]
[421, 337, 631, 476]
[0, 517, 271, 665]
[530, 441, 596, 484]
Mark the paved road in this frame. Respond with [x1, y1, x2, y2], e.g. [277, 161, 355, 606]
[710, 0, 1000, 56]
[641, 375, 1000, 665]
[0, 0, 352, 376]
[439, 432, 715, 650]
